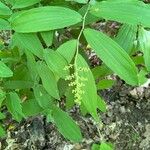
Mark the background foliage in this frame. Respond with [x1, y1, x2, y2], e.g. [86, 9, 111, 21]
[0, 0, 150, 149]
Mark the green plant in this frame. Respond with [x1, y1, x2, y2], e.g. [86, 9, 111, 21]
[0, 0, 150, 147]
[92, 142, 114, 150]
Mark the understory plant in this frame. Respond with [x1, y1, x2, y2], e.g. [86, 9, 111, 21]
[0, 0, 150, 149]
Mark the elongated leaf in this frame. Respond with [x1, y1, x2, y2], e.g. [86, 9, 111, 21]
[12, 33, 43, 58]
[91, 144, 100, 150]
[58, 78, 68, 97]
[25, 50, 38, 82]
[0, 61, 13, 78]
[0, 41, 4, 50]
[80, 102, 88, 116]
[22, 99, 43, 117]
[0, 89, 6, 107]
[45, 109, 53, 123]
[65, 87, 75, 109]
[90, 1, 150, 28]
[44, 50, 69, 79]
[84, 28, 138, 86]
[52, 106, 82, 142]
[41, 31, 54, 47]
[13, 0, 40, 9]
[34, 85, 53, 109]
[77, 54, 98, 121]
[138, 27, 150, 72]
[12, 64, 30, 81]
[0, 18, 11, 30]
[97, 96, 106, 113]
[92, 64, 113, 79]
[4, 80, 34, 89]
[4, 0, 15, 5]
[36, 61, 60, 99]
[132, 55, 144, 66]
[115, 24, 137, 54]
[0, 1, 12, 16]
[0, 125, 6, 137]
[97, 79, 115, 90]
[138, 68, 148, 86]
[0, 112, 5, 120]
[100, 142, 113, 150]
[11, 6, 82, 33]
[57, 40, 77, 63]
[5, 92, 25, 121]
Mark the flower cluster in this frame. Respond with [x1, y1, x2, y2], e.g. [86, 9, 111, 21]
[63, 64, 74, 71]
[64, 64, 89, 105]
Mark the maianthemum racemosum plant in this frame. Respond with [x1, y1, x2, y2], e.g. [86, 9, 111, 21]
[0, 0, 150, 149]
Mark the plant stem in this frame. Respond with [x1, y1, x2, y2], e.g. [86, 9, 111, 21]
[74, 4, 90, 67]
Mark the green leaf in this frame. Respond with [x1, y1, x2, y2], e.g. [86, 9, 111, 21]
[97, 96, 107, 113]
[65, 87, 75, 109]
[0, 40, 4, 50]
[25, 50, 38, 82]
[90, 1, 150, 28]
[97, 79, 115, 90]
[92, 64, 113, 79]
[115, 24, 137, 54]
[44, 50, 69, 79]
[12, 64, 30, 81]
[57, 40, 77, 63]
[12, 33, 43, 59]
[77, 54, 98, 121]
[22, 99, 43, 117]
[4, 0, 15, 5]
[84, 28, 138, 86]
[138, 68, 148, 86]
[13, 0, 41, 9]
[0, 18, 11, 30]
[0, 61, 13, 78]
[41, 31, 54, 47]
[33, 85, 53, 109]
[36, 61, 60, 99]
[100, 142, 113, 150]
[91, 144, 100, 150]
[138, 27, 150, 72]
[52, 106, 82, 142]
[0, 112, 5, 120]
[57, 79, 68, 97]
[132, 55, 144, 65]
[0, 125, 6, 137]
[45, 109, 53, 123]
[80, 103, 88, 116]
[0, 1, 12, 16]
[0, 49, 12, 58]
[5, 92, 25, 122]
[4, 80, 34, 89]
[11, 6, 82, 33]
[0, 89, 6, 107]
